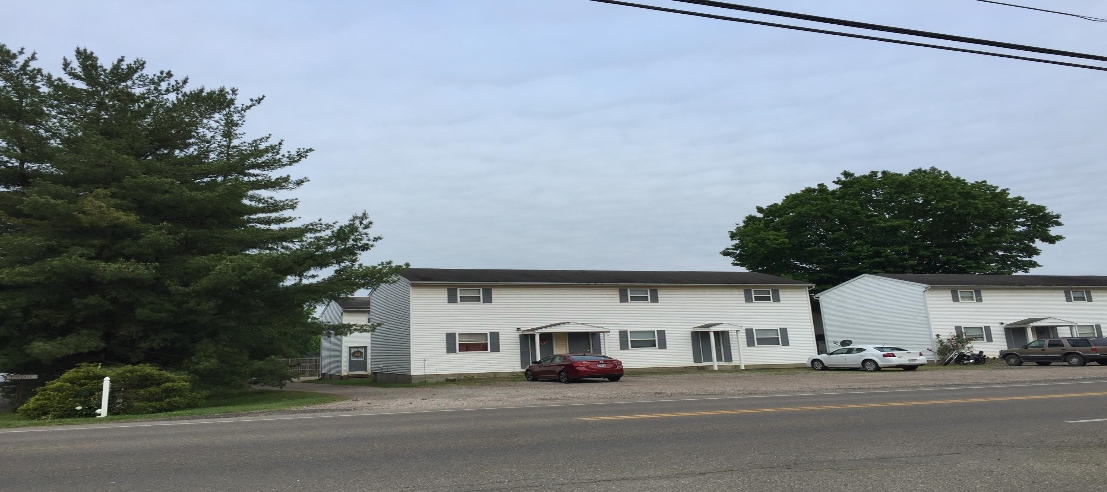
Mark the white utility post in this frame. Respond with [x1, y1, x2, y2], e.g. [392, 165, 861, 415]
[735, 330, 746, 370]
[707, 331, 719, 371]
[94, 376, 110, 417]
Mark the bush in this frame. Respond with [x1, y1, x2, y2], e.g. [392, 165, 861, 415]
[935, 333, 974, 361]
[18, 364, 206, 419]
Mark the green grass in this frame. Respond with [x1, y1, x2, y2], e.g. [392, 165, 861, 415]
[0, 389, 345, 429]
[303, 376, 507, 388]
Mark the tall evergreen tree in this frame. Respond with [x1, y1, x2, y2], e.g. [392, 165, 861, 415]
[0, 46, 406, 387]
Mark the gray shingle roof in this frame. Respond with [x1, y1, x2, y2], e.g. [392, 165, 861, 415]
[335, 297, 371, 310]
[399, 268, 808, 286]
[876, 274, 1107, 287]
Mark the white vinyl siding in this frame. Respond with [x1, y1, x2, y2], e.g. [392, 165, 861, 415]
[817, 275, 935, 356]
[369, 277, 412, 375]
[403, 284, 816, 375]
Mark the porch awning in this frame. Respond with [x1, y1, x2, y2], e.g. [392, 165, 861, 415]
[1005, 317, 1076, 328]
[692, 323, 746, 331]
[518, 322, 609, 333]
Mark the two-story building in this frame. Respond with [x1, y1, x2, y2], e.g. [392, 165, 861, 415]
[319, 297, 372, 378]
[368, 268, 819, 383]
[815, 274, 1106, 358]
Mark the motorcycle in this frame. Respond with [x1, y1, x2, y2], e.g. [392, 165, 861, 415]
[946, 350, 988, 365]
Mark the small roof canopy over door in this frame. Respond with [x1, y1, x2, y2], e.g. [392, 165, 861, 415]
[1005, 317, 1076, 328]
[518, 321, 609, 333]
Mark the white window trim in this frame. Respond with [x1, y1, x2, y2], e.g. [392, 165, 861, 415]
[627, 288, 651, 302]
[961, 326, 986, 341]
[751, 289, 773, 303]
[753, 328, 782, 346]
[957, 290, 977, 302]
[458, 288, 483, 303]
[456, 332, 490, 353]
[1070, 290, 1089, 302]
[1074, 325, 1097, 337]
[628, 330, 658, 349]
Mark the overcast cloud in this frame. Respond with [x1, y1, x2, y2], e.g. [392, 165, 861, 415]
[3, 0, 1104, 276]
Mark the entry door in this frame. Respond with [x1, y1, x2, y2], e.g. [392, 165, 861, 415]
[691, 332, 733, 363]
[1004, 327, 1029, 349]
[348, 346, 367, 372]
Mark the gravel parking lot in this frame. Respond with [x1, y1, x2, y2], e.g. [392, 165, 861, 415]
[287, 365, 1107, 413]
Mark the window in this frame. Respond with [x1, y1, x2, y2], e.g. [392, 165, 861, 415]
[457, 332, 489, 352]
[1070, 290, 1089, 302]
[1075, 325, 1097, 337]
[1025, 340, 1044, 349]
[628, 288, 650, 302]
[751, 289, 773, 302]
[961, 327, 986, 341]
[629, 330, 657, 348]
[754, 328, 781, 346]
[458, 288, 483, 303]
[1067, 338, 1092, 347]
[828, 348, 849, 356]
[957, 290, 977, 302]
[1047, 339, 1063, 348]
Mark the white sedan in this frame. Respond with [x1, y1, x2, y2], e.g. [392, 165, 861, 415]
[808, 345, 928, 371]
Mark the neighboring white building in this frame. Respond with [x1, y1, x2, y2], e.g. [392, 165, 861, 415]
[816, 274, 1107, 359]
[368, 268, 819, 383]
[318, 297, 372, 378]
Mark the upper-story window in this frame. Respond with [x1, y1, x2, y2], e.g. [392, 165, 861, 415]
[628, 288, 651, 302]
[752, 289, 773, 302]
[458, 288, 483, 303]
[448, 287, 491, 303]
[1075, 325, 1097, 337]
[1067, 290, 1090, 302]
[957, 290, 978, 302]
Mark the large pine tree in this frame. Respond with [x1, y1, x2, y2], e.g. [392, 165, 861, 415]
[0, 46, 405, 387]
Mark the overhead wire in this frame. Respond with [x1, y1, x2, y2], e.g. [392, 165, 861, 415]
[589, 0, 1107, 71]
[976, 0, 1107, 23]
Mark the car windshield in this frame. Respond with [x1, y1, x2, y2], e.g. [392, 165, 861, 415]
[568, 355, 612, 361]
[875, 347, 907, 352]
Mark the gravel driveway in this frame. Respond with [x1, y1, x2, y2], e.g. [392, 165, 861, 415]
[286, 365, 1107, 413]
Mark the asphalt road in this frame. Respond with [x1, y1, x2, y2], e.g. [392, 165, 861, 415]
[3, 381, 1106, 491]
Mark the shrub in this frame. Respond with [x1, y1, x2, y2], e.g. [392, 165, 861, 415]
[935, 333, 974, 361]
[18, 364, 206, 419]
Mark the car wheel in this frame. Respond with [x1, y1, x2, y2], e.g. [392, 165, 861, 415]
[1004, 355, 1022, 366]
[811, 360, 827, 371]
[558, 371, 572, 384]
[1035, 362, 1052, 366]
[902, 365, 918, 371]
[607, 376, 622, 382]
[861, 359, 880, 371]
[1066, 354, 1086, 366]
[524, 369, 537, 381]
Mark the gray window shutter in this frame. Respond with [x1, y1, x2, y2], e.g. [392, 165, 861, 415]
[446, 333, 457, 353]
[482, 288, 492, 303]
[954, 326, 963, 336]
[619, 330, 629, 350]
[657, 330, 667, 349]
[744, 289, 753, 303]
[745, 328, 755, 347]
[619, 288, 629, 303]
[983, 326, 993, 343]
[771, 289, 781, 302]
[1095, 324, 1103, 338]
[447, 288, 458, 303]
[780, 328, 790, 346]
[974, 290, 983, 302]
[489, 332, 500, 352]
[1086, 291, 1094, 302]
[1065, 290, 1073, 302]
[590, 333, 602, 354]
[691, 333, 703, 363]
[951, 290, 960, 302]
[649, 288, 659, 303]
[721, 332, 733, 362]
[520, 335, 533, 368]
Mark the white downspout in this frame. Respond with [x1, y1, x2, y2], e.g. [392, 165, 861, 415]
[735, 328, 746, 370]
[708, 331, 719, 371]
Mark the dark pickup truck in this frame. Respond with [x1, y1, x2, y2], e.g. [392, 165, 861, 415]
[999, 338, 1104, 367]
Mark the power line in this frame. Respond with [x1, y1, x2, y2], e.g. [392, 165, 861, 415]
[977, 0, 1107, 23]
[590, 0, 1107, 71]
[676, 0, 1107, 61]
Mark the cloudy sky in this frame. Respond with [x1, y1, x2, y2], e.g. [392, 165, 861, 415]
[3, 0, 1105, 276]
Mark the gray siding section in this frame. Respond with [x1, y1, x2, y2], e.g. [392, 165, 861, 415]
[318, 300, 344, 376]
[370, 277, 412, 375]
[817, 275, 935, 356]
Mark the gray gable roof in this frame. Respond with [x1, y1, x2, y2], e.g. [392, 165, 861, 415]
[875, 274, 1107, 288]
[399, 268, 808, 286]
[335, 297, 371, 310]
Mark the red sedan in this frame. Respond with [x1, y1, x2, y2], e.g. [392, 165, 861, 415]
[524, 354, 623, 383]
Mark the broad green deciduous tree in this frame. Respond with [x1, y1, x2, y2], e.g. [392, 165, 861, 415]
[721, 168, 1063, 292]
[0, 46, 406, 387]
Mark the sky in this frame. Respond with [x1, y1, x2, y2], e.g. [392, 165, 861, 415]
[2, 0, 1105, 276]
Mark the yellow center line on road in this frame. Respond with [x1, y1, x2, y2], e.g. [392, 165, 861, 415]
[577, 391, 1107, 421]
